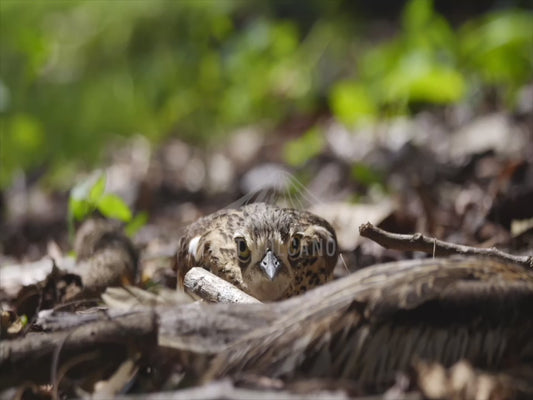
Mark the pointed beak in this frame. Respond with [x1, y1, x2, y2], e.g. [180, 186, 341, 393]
[259, 250, 281, 280]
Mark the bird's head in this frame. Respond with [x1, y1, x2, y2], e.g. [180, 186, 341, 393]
[183, 203, 339, 301]
[230, 204, 339, 300]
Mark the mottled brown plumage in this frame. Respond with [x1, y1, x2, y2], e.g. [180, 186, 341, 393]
[177, 203, 339, 301]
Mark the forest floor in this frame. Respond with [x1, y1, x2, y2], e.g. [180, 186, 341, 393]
[1, 96, 533, 399]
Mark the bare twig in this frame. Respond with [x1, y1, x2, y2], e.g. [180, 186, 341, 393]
[183, 267, 261, 304]
[359, 222, 533, 269]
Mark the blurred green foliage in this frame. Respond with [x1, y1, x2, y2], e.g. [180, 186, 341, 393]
[351, 163, 385, 189]
[284, 127, 324, 167]
[1, 0, 532, 188]
[69, 172, 131, 221]
[460, 10, 533, 93]
[68, 171, 145, 238]
[330, 0, 533, 128]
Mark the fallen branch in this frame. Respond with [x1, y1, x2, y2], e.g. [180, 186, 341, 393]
[184, 267, 261, 304]
[0, 310, 157, 388]
[3, 258, 533, 395]
[114, 378, 364, 400]
[158, 301, 276, 357]
[359, 222, 533, 269]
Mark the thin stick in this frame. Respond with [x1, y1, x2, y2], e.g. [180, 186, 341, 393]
[359, 222, 533, 269]
[184, 267, 261, 304]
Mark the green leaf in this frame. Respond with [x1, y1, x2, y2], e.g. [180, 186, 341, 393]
[10, 113, 45, 154]
[459, 11, 533, 88]
[283, 127, 324, 167]
[70, 171, 104, 201]
[89, 173, 106, 203]
[68, 171, 104, 227]
[125, 211, 149, 237]
[351, 163, 384, 187]
[97, 194, 132, 222]
[329, 81, 377, 126]
[384, 50, 465, 104]
[68, 197, 92, 222]
[403, 0, 433, 34]
[408, 66, 465, 103]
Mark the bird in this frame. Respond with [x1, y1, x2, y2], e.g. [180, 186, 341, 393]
[176, 202, 339, 301]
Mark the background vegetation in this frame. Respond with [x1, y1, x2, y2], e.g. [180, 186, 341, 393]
[1, 0, 532, 188]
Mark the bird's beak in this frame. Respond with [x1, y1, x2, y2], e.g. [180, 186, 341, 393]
[259, 250, 281, 280]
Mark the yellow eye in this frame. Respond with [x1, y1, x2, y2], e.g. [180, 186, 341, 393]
[235, 236, 251, 262]
[289, 233, 302, 258]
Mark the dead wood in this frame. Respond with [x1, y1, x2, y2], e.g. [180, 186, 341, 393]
[0, 310, 157, 388]
[3, 257, 533, 396]
[112, 378, 377, 400]
[359, 222, 533, 269]
[30, 299, 278, 377]
[183, 267, 261, 304]
[205, 257, 533, 393]
[158, 301, 276, 354]
[32, 300, 276, 356]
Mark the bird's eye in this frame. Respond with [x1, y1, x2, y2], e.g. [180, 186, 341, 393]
[289, 233, 302, 258]
[234, 236, 251, 262]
